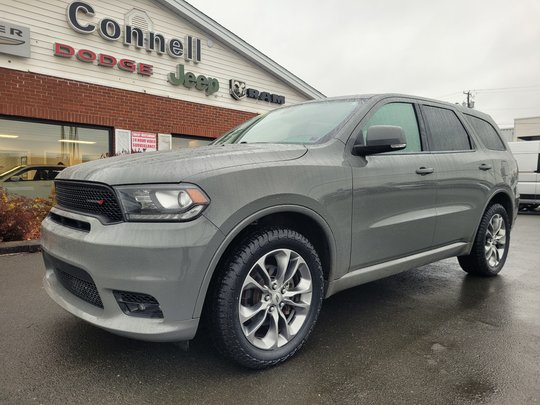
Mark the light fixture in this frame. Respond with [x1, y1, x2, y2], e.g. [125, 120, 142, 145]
[58, 139, 96, 145]
[0, 134, 19, 138]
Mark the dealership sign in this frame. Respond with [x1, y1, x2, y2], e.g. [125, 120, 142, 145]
[168, 64, 219, 95]
[66, 1, 202, 62]
[0, 20, 30, 58]
[51, 2, 284, 102]
[54, 42, 153, 76]
[229, 79, 285, 104]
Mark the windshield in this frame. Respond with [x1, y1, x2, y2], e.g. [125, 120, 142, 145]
[0, 166, 24, 180]
[213, 100, 361, 145]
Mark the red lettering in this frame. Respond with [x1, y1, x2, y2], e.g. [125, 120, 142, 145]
[98, 53, 117, 67]
[54, 43, 74, 58]
[76, 49, 96, 63]
[137, 63, 153, 76]
[118, 59, 136, 72]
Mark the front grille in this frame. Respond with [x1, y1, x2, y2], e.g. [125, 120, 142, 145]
[55, 180, 124, 223]
[44, 252, 104, 308]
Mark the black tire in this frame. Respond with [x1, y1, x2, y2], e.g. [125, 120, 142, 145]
[458, 203, 510, 276]
[210, 227, 324, 369]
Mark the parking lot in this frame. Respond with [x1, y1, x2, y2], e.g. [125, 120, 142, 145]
[0, 214, 539, 404]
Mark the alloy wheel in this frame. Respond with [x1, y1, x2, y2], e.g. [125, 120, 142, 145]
[238, 248, 313, 350]
[485, 213, 506, 267]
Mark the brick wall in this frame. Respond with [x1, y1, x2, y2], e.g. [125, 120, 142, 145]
[0, 67, 257, 138]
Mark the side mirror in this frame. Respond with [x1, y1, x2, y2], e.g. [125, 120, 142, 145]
[9, 175, 21, 182]
[353, 125, 407, 156]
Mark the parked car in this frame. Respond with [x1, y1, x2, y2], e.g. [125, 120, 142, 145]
[41, 94, 518, 368]
[508, 140, 540, 211]
[0, 164, 65, 199]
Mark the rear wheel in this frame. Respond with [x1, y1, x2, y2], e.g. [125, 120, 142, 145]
[458, 204, 510, 276]
[210, 227, 324, 369]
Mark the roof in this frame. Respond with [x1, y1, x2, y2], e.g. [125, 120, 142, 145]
[155, 0, 325, 100]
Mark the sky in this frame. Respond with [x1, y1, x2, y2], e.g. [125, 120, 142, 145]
[188, 0, 540, 128]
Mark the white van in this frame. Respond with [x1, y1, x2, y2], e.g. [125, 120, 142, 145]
[508, 141, 540, 211]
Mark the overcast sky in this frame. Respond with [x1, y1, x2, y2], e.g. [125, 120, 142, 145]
[189, 0, 540, 128]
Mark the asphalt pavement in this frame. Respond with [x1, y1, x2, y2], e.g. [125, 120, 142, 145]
[0, 214, 539, 404]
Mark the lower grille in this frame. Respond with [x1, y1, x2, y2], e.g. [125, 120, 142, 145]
[49, 212, 91, 232]
[44, 252, 103, 309]
[56, 269, 104, 308]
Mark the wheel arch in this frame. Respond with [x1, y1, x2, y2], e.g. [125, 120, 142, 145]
[485, 189, 515, 228]
[192, 205, 337, 319]
[468, 189, 515, 250]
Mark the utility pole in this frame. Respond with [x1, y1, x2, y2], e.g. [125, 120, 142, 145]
[463, 90, 475, 108]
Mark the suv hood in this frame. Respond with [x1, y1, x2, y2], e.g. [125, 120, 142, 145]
[57, 144, 307, 185]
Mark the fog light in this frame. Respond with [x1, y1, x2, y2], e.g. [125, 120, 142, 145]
[113, 290, 163, 318]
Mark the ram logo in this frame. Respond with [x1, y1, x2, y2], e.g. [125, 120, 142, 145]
[229, 79, 247, 100]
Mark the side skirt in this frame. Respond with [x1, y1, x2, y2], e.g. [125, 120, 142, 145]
[325, 242, 470, 298]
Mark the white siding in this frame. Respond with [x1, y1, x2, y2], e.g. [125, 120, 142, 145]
[0, 0, 311, 113]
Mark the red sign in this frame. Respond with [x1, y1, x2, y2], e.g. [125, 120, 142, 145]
[54, 43, 153, 76]
[131, 132, 157, 153]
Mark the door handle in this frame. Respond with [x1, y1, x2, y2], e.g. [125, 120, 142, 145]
[416, 167, 434, 175]
[479, 163, 492, 171]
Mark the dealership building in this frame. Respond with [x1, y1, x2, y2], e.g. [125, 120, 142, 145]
[0, 0, 323, 173]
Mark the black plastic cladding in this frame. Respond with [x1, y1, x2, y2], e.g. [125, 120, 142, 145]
[55, 180, 124, 223]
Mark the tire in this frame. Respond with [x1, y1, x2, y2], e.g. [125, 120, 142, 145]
[210, 227, 324, 369]
[458, 204, 510, 276]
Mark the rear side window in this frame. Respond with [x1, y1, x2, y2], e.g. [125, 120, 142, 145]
[363, 103, 422, 153]
[465, 115, 506, 151]
[423, 106, 472, 151]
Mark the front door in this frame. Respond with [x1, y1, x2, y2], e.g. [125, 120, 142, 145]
[349, 101, 438, 270]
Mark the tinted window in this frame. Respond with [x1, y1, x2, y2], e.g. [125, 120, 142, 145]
[423, 106, 472, 151]
[465, 115, 505, 151]
[363, 103, 421, 152]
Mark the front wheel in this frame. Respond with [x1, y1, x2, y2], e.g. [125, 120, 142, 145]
[210, 228, 324, 369]
[458, 203, 510, 276]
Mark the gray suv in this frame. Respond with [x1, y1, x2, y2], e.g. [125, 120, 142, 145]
[41, 94, 518, 368]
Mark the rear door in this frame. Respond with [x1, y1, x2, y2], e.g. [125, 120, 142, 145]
[420, 104, 495, 246]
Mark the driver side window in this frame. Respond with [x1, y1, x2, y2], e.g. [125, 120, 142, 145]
[363, 103, 422, 153]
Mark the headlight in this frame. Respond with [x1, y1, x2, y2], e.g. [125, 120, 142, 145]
[115, 184, 210, 222]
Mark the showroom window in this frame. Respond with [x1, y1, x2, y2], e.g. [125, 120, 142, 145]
[171, 134, 213, 150]
[0, 118, 111, 177]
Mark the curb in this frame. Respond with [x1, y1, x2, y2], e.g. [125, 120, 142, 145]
[0, 239, 41, 255]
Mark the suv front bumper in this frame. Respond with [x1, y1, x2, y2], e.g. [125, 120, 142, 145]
[41, 207, 222, 342]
